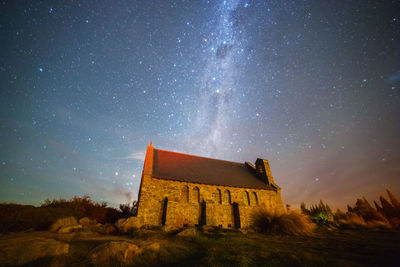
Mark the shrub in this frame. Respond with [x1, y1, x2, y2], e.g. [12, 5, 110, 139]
[41, 195, 119, 223]
[350, 197, 387, 223]
[0, 196, 120, 233]
[251, 208, 315, 236]
[336, 213, 391, 230]
[0, 203, 79, 233]
[301, 200, 334, 226]
[334, 191, 399, 230]
[119, 201, 138, 218]
[340, 190, 400, 229]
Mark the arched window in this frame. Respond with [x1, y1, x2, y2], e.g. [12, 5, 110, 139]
[216, 189, 222, 204]
[193, 187, 200, 203]
[252, 192, 258, 205]
[181, 186, 189, 203]
[243, 191, 250, 206]
[223, 190, 231, 204]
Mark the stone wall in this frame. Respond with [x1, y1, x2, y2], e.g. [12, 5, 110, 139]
[136, 174, 284, 228]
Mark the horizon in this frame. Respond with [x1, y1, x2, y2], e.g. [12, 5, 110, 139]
[0, 1, 399, 211]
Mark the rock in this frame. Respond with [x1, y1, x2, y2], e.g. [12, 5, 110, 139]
[240, 228, 255, 234]
[58, 224, 83, 233]
[79, 217, 96, 225]
[0, 237, 69, 266]
[115, 218, 126, 227]
[144, 242, 161, 252]
[115, 217, 140, 233]
[89, 241, 141, 265]
[79, 217, 90, 225]
[201, 225, 217, 233]
[99, 223, 117, 235]
[162, 225, 181, 232]
[50, 217, 78, 232]
[79, 217, 99, 232]
[177, 227, 198, 237]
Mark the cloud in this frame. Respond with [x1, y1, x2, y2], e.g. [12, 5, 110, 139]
[124, 150, 146, 161]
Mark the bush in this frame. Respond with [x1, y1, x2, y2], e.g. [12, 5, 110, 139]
[0, 203, 79, 233]
[119, 201, 138, 218]
[332, 190, 400, 230]
[251, 208, 315, 236]
[350, 197, 387, 223]
[40, 195, 119, 224]
[301, 200, 334, 226]
[336, 213, 391, 230]
[0, 196, 120, 233]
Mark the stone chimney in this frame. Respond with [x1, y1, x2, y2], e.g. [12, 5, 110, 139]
[143, 141, 154, 175]
[255, 158, 276, 186]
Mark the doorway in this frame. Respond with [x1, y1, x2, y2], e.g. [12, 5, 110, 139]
[161, 197, 168, 225]
[199, 200, 206, 226]
[232, 202, 241, 229]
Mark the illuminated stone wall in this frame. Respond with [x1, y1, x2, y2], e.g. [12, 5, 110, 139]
[136, 174, 284, 228]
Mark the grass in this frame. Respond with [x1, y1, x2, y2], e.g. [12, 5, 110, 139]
[0, 227, 399, 266]
[252, 208, 315, 236]
[135, 228, 399, 266]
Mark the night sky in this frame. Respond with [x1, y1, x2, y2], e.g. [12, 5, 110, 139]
[0, 0, 399, 209]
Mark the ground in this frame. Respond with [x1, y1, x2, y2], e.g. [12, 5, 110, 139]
[0, 228, 399, 266]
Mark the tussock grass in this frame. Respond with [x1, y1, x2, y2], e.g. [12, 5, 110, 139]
[252, 208, 315, 236]
[336, 213, 392, 230]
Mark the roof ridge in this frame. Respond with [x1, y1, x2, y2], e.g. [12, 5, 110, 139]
[154, 148, 244, 166]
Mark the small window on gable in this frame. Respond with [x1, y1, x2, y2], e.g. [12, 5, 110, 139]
[243, 191, 250, 206]
[181, 186, 189, 203]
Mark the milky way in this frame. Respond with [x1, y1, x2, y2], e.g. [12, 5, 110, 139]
[0, 1, 399, 208]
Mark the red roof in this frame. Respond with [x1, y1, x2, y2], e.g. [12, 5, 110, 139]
[152, 149, 272, 190]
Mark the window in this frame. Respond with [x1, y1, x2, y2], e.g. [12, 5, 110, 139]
[193, 187, 200, 203]
[252, 192, 258, 205]
[181, 186, 189, 203]
[223, 190, 231, 204]
[243, 191, 250, 206]
[215, 189, 222, 204]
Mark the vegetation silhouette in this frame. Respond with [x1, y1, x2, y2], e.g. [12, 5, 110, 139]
[300, 189, 400, 230]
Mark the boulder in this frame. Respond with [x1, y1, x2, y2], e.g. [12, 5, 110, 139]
[177, 227, 198, 237]
[0, 237, 69, 266]
[201, 225, 218, 233]
[89, 241, 141, 265]
[80, 218, 102, 232]
[115, 217, 140, 233]
[144, 242, 161, 252]
[162, 225, 181, 232]
[99, 223, 117, 235]
[79, 217, 96, 226]
[58, 224, 83, 233]
[50, 216, 78, 232]
[115, 218, 126, 230]
[240, 228, 256, 234]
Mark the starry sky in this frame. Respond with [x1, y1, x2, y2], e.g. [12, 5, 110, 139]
[0, 0, 399, 209]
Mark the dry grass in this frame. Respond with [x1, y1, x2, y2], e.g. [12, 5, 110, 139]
[3, 227, 399, 266]
[337, 213, 392, 230]
[251, 208, 315, 236]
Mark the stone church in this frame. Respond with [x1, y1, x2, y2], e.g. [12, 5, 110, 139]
[134, 142, 284, 229]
